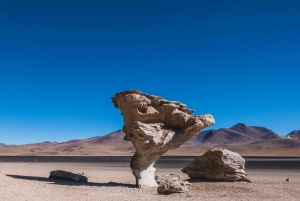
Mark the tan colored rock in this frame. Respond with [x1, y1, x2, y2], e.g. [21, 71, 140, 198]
[155, 174, 190, 194]
[182, 148, 251, 182]
[111, 90, 215, 187]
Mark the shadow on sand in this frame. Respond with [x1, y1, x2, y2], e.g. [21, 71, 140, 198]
[6, 174, 136, 188]
[187, 178, 234, 183]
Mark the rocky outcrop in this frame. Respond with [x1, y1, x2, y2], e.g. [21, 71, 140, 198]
[49, 170, 88, 182]
[111, 90, 215, 187]
[156, 174, 190, 194]
[182, 148, 250, 182]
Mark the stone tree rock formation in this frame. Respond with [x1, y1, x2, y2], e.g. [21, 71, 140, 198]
[111, 90, 215, 187]
[182, 148, 251, 182]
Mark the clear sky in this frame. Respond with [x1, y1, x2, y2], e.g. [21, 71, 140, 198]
[1, 0, 300, 144]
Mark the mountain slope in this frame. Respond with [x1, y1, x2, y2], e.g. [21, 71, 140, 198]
[1, 125, 300, 156]
[285, 130, 300, 140]
[0, 130, 134, 156]
[189, 123, 279, 145]
[230, 123, 278, 139]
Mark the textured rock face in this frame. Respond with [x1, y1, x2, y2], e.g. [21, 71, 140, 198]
[111, 90, 215, 187]
[156, 174, 190, 194]
[49, 170, 88, 182]
[182, 148, 251, 182]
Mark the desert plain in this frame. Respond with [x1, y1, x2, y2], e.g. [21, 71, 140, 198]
[1, 156, 300, 201]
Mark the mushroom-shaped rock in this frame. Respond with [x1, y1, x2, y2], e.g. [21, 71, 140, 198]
[182, 148, 251, 182]
[156, 174, 190, 194]
[111, 90, 215, 187]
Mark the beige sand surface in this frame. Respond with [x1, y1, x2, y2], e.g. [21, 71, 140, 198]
[0, 162, 299, 201]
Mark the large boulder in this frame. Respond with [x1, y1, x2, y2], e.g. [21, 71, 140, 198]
[156, 174, 190, 194]
[111, 90, 215, 187]
[182, 148, 251, 182]
[49, 170, 88, 182]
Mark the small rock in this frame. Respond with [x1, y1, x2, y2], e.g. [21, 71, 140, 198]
[286, 178, 289, 182]
[49, 170, 88, 182]
[156, 174, 190, 194]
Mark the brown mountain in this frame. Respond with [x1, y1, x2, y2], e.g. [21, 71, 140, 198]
[230, 123, 278, 140]
[285, 130, 300, 140]
[188, 123, 279, 145]
[174, 123, 300, 155]
[1, 125, 300, 156]
[0, 130, 134, 156]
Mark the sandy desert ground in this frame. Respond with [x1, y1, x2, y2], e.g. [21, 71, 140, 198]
[1, 159, 300, 201]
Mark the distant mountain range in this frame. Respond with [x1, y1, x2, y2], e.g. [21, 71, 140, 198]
[180, 123, 300, 155]
[189, 123, 278, 145]
[1, 123, 300, 156]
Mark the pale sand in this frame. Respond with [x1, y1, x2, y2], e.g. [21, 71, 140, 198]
[0, 162, 300, 201]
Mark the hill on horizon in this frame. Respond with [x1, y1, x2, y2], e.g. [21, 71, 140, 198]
[284, 130, 300, 140]
[1, 123, 300, 156]
[188, 123, 279, 145]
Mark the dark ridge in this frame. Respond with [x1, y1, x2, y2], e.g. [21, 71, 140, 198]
[285, 130, 300, 140]
[230, 123, 279, 139]
[191, 123, 279, 145]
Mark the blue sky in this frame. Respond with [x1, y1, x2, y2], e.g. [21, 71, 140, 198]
[1, 0, 300, 144]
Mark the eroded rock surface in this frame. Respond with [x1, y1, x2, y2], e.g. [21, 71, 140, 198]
[111, 90, 215, 187]
[49, 170, 88, 182]
[182, 148, 251, 182]
[156, 174, 190, 194]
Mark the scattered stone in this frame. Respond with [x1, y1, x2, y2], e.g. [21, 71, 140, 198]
[156, 174, 190, 194]
[49, 170, 88, 182]
[86, 193, 95, 195]
[112, 90, 215, 187]
[182, 148, 251, 182]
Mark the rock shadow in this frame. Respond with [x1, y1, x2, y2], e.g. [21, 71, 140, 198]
[6, 174, 136, 188]
[187, 178, 232, 183]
